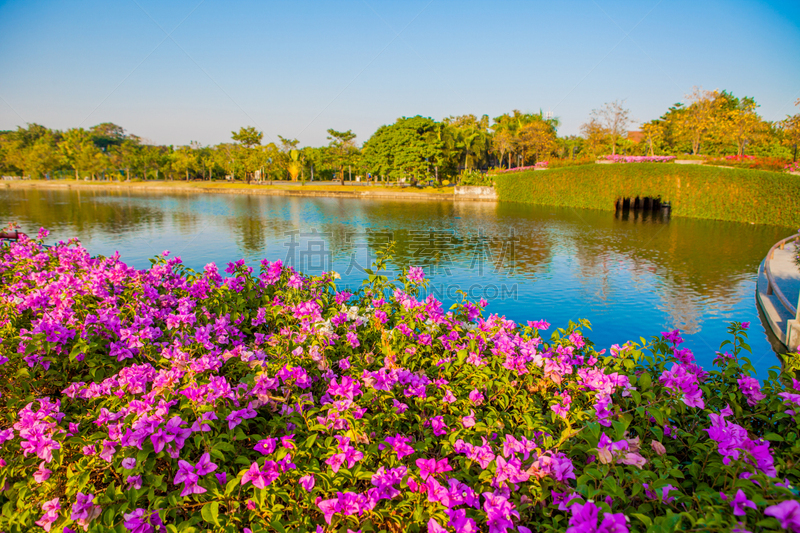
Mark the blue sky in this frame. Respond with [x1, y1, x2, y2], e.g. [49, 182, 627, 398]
[1, 0, 798, 147]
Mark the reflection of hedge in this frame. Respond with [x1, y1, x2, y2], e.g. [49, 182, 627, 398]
[494, 164, 800, 227]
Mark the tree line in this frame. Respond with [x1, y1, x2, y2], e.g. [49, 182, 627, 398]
[1, 87, 798, 184]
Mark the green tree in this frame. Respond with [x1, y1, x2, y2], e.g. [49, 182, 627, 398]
[171, 146, 198, 181]
[781, 99, 800, 162]
[231, 126, 263, 148]
[640, 121, 665, 156]
[723, 96, 763, 156]
[675, 87, 720, 155]
[326, 129, 358, 184]
[90, 123, 128, 151]
[490, 129, 515, 169]
[517, 119, 557, 164]
[107, 140, 140, 181]
[362, 116, 443, 185]
[580, 118, 609, 158]
[444, 115, 491, 171]
[60, 128, 106, 180]
[2, 125, 60, 178]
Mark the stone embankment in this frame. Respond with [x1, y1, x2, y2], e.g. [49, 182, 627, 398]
[2, 180, 503, 203]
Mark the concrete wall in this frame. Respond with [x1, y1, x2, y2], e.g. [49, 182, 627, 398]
[454, 186, 498, 200]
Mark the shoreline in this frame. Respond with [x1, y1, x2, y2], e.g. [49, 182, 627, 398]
[0, 179, 500, 202]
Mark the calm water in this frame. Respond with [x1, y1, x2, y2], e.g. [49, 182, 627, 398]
[0, 187, 792, 377]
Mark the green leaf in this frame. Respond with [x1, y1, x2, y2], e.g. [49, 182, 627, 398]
[304, 433, 318, 449]
[201, 501, 220, 527]
[633, 513, 653, 527]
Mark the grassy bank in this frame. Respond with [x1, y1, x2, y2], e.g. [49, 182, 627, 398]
[494, 163, 800, 227]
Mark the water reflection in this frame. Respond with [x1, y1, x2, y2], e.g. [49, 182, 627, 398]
[0, 187, 790, 375]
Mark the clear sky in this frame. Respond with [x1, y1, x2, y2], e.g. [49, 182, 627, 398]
[1, 0, 798, 147]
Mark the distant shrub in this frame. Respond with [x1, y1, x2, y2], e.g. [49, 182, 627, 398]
[458, 169, 493, 186]
[707, 155, 789, 172]
[603, 155, 676, 163]
[669, 154, 707, 161]
[546, 158, 596, 169]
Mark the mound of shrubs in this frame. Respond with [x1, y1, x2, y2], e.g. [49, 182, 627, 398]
[0, 230, 799, 533]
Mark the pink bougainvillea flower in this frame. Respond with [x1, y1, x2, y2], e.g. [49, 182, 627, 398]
[35, 497, 60, 531]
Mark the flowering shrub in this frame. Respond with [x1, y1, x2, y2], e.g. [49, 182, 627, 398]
[707, 155, 789, 172]
[493, 162, 548, 175]
[602, 155, 676, 164]
[1, 231, 799, 533]
[786, 161, 800, 174]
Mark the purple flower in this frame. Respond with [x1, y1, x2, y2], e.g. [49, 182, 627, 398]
[254, 437, 277, 455]
[70, 493, 102, 531]
[567, 501, 629, 533]
[299, 473, 316, 492]
[552, 490, 581, 511]
[765, 500, 800, 531]
[383, 434, 416, 460]
[122, 457, 137, 470]
[407, 266, 425, 284]
[215, 472, 227, 485]
[316, 497, 338, 524]
[445, 508, 479, 533]
[174, 453, 217, 496]
[346, 332, 360, 348]
[416, 457, 451, 480]
[326, 453, 346, 473]
[737, 376, 765, 407]
[469, 389, 484, 405]
[392, 399, 408, 414]
[123, 508, 164, 533]
[241, 460, 280, 489]
[281, 435, 296, 450]
[429, 416, 448, 436]
[722, 489, 756, 517]
[126, 475, 143, 490]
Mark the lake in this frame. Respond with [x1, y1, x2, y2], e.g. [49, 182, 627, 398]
[0, 186, 791, 376]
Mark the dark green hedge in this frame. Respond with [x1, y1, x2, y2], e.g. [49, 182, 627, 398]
[494, 164, 800, 227]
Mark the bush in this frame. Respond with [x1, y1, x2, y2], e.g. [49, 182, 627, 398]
[546, 158, 597, 169]
[1, 233, 799, 533]
[458, 170, 492, 186]
[669, 154, 707, 161]
[602, 155, 676, 163]
[707, 155, 789, 173]
[494, 163, 800, 227]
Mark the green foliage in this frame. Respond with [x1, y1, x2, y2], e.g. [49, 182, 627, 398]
[232, 127, 264, 148]
[457, 169, 492, 186]
[361, 116, 443, 182]
[495, 163, 800, 227]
